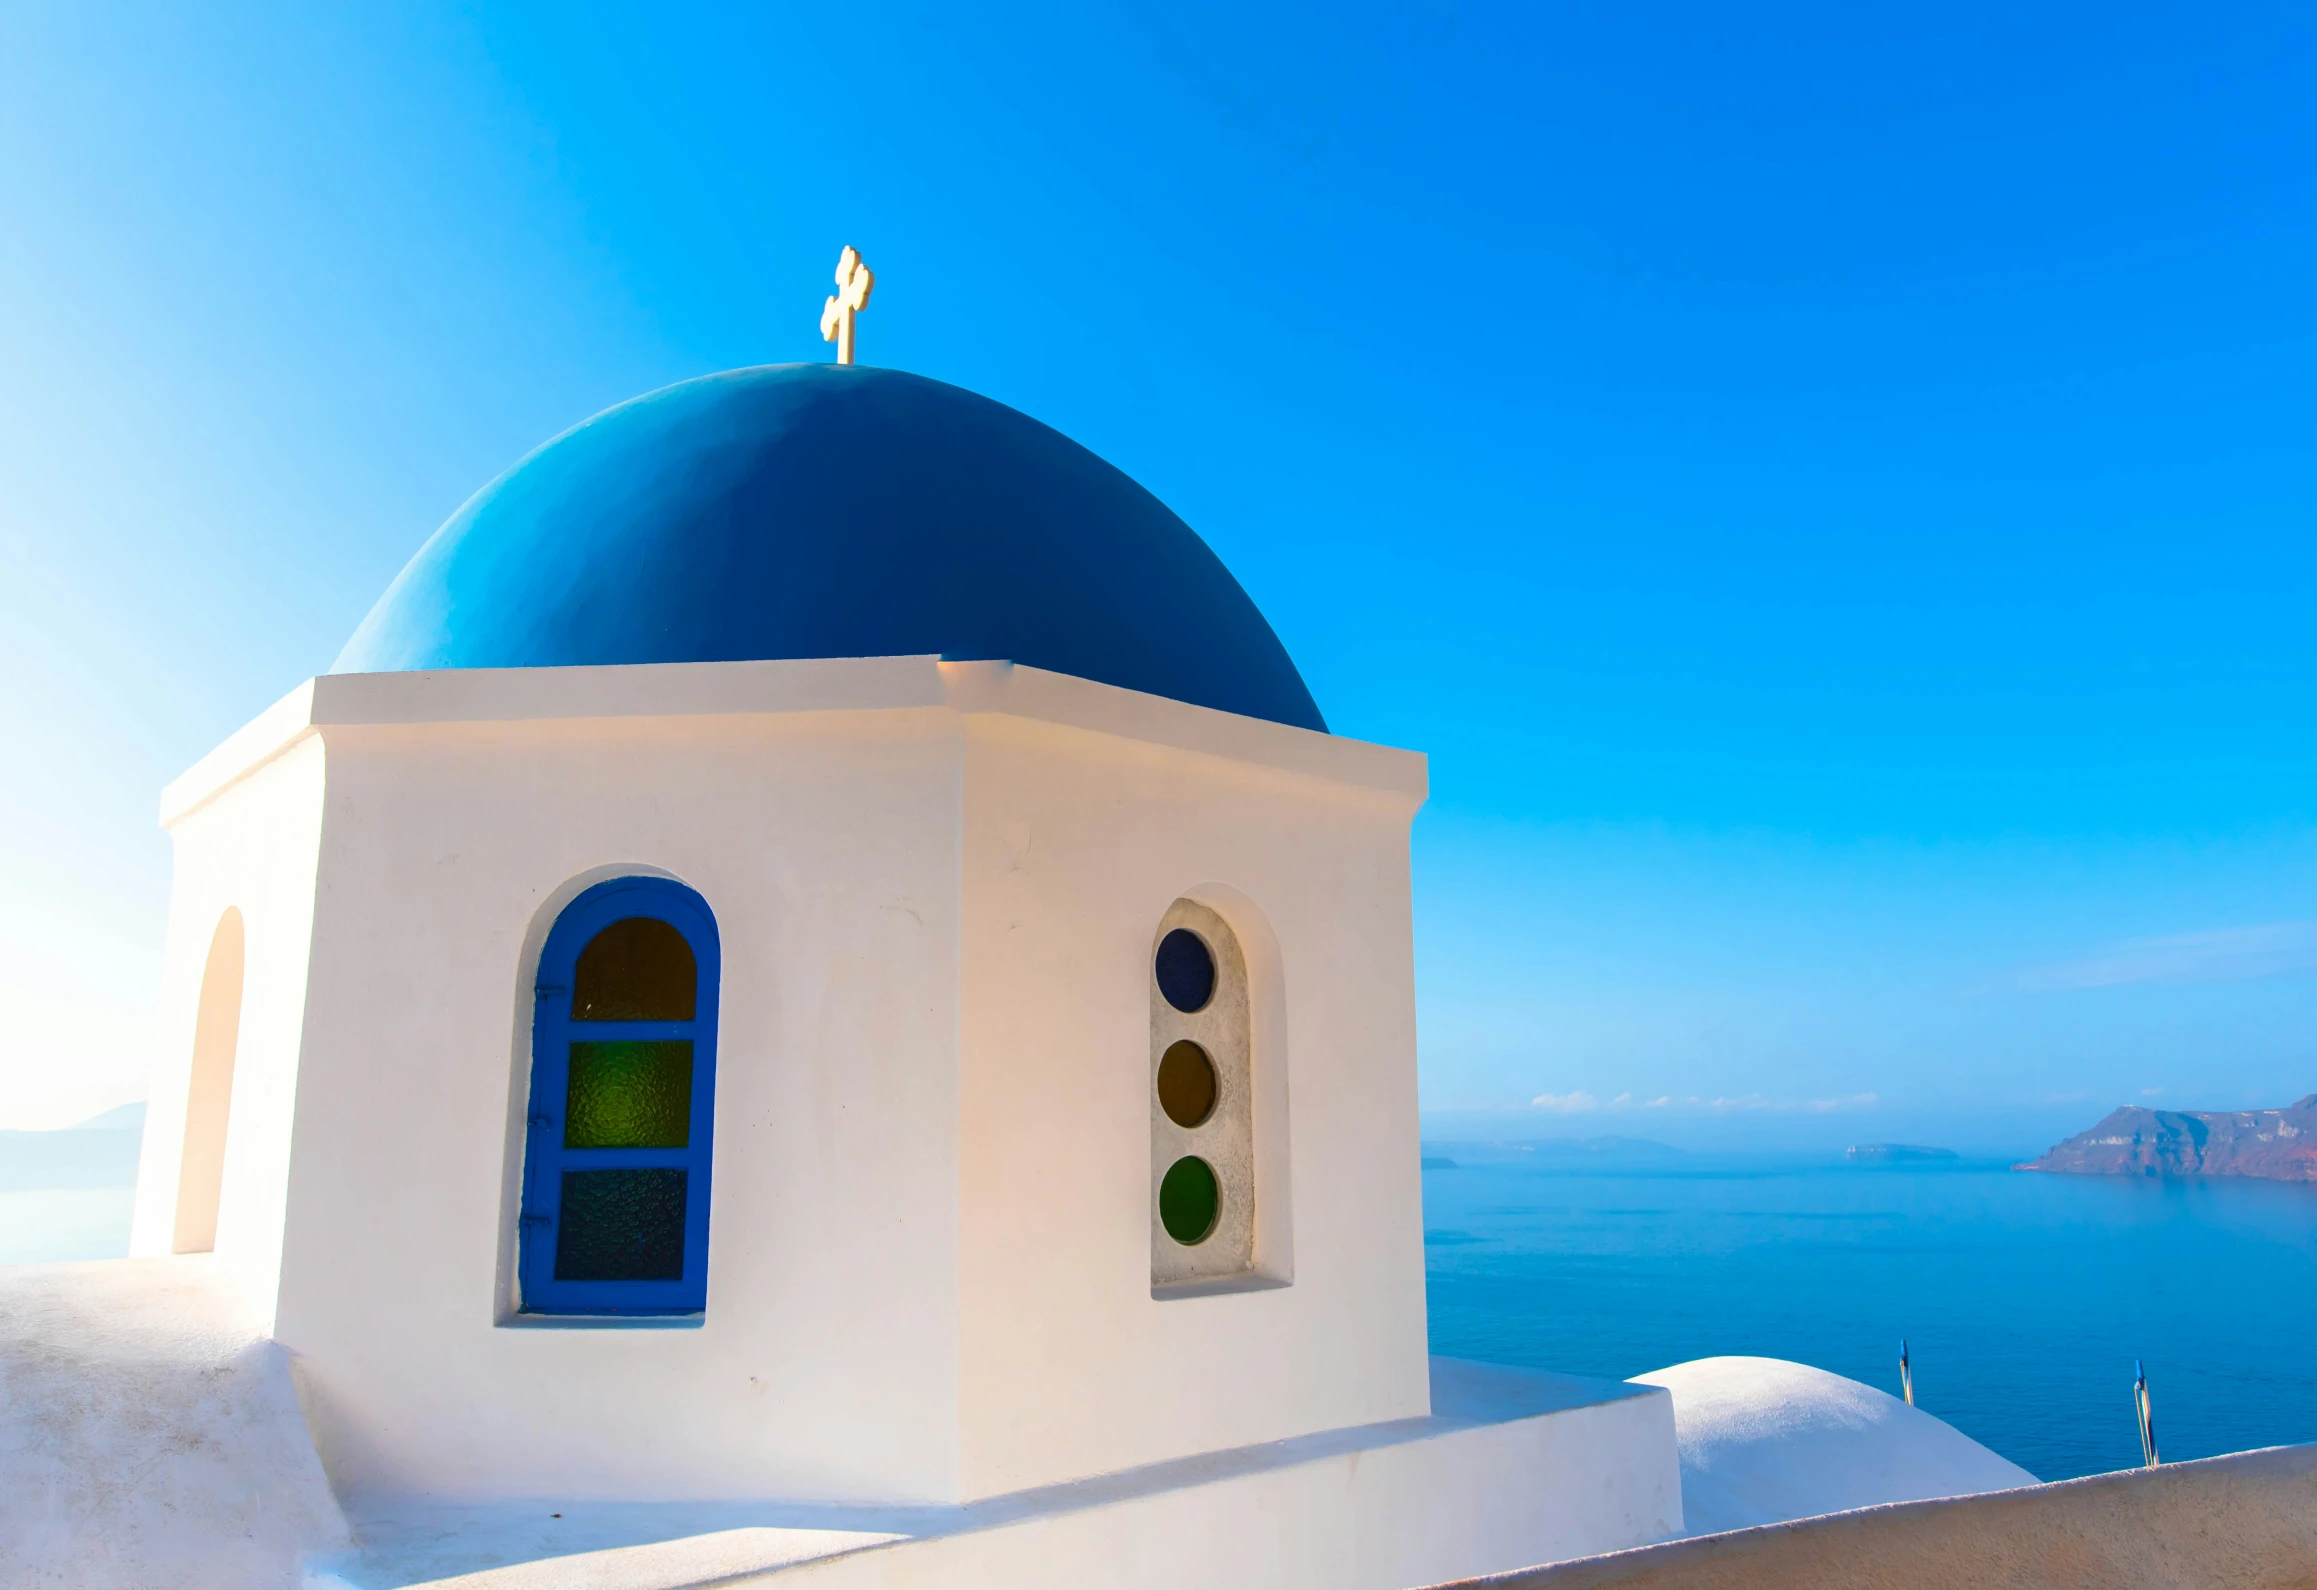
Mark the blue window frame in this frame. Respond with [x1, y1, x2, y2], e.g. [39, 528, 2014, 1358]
[520, 877, 719, 1316]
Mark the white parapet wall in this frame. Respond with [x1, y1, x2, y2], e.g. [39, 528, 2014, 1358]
[0, 1253, 1681, 1590]
[324, 1357, 1679, 1590]
[0, 1258, 349, 1590]
[1432, 1443, 2317, 1590]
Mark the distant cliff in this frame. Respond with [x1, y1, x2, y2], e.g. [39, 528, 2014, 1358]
[2018, 1096, 2317, 1181]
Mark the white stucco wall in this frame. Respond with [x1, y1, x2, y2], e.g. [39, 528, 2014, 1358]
[132, 656, 1434, 1509]
[280, 688, 968, 1502]
[955, 705, 1430, 1496]
[130, 718, 328, 1331]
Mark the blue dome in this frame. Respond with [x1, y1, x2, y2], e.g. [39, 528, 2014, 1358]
[334, 364, 1325, 733]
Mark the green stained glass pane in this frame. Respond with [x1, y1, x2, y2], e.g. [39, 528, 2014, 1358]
[565, 1041, 693, 1148]
[1159, 1156, 1220, 1246]
[554, 1168, 687, 1281]
[572, 917, 697, 1021]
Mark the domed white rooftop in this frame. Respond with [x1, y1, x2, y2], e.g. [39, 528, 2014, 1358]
[1633, 1355, 2038, 1536]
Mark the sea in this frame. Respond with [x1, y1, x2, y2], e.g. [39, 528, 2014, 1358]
[1422, 1141, 2317, 1481]
[5, 1126, 2314, 1482]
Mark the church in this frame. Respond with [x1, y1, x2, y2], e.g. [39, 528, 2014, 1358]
[9, 255, 2107, 1590]
[103, 259, 1683, 1586]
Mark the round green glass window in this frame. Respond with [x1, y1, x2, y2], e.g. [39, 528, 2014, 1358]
[1156, 1040, 1218, 1128]
[1158, 1155, 1221, 1245]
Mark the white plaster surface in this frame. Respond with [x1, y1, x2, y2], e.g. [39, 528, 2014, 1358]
[952, 700, 1432, 1494]
[314, 1358, 1676, 1589]
[1631, 1355, 2038, 1536]
[130, 731, 329, 1329]
[0, 1258, 1674, 1590]
[0, 1257, 348, 1590]
[75, 654, 1690, 1589]
[1425, 1442, 2317, 1590]
[130, 656, 1436, 1505]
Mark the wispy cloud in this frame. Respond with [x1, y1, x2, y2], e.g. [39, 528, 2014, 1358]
[2021, 922, 2317, 991]
[1530, 1091, 1601, 1113]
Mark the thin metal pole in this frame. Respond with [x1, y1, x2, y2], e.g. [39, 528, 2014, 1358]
[1899, 1340, 1913, 1407]
[2133, 1361, 2159, 1467]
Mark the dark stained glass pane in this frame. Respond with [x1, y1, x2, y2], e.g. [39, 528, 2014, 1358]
[1156, 1040, 1218, 1128]
[572, 917, 696, 1021]
[1154, 929, 1214, 1013]
[1159, 1156, 1220, 1246]
[565, 1041, 692, 1148]
[555, 1168, 687, 1281]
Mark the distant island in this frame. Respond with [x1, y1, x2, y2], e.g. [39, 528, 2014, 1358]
[2017, 1095, 2317, 1182]
[1845, 1143, 1957, 1163]
[1419, 1156, 1459, 1170]
[1422, 1136, 1684, 1162]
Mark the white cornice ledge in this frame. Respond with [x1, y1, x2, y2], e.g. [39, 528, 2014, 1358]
[160, 657, 1424, 827]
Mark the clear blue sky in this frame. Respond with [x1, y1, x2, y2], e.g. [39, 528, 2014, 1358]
[1, 2, 2310, 1142]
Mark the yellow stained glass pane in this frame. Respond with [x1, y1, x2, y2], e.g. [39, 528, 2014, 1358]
[572, 917, 696, 1021]
[1156, 1040, 1218, 1127]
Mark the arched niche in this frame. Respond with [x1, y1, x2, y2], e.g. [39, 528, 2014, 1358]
[174, 908, 245, 1254]
[1149, 898, 1256, 1286]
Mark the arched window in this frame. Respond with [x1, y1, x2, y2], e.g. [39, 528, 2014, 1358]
[1150, 899, 1254, 1286]
[520, 878, 720, 1316]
